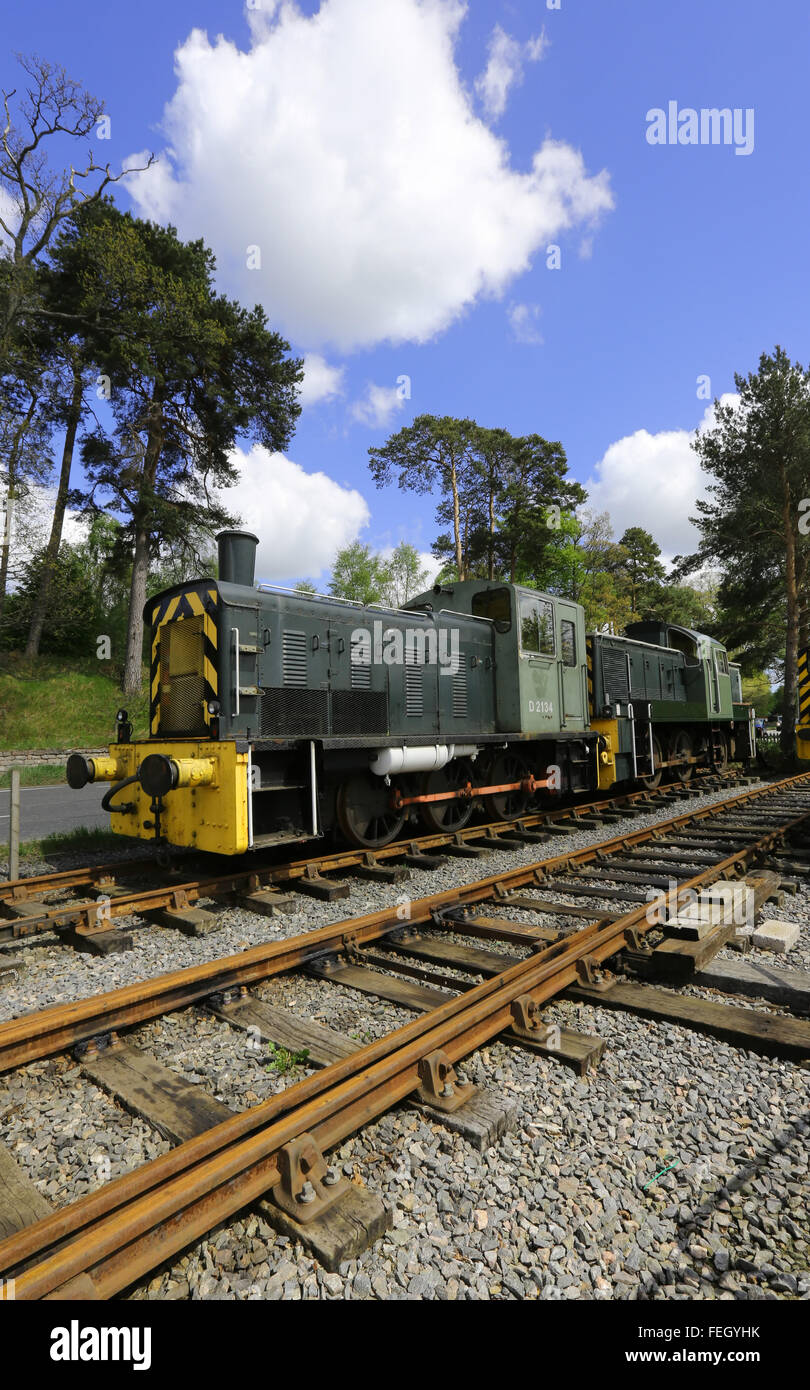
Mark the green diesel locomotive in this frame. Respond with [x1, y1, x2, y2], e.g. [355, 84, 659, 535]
[66, 531, 754, 853]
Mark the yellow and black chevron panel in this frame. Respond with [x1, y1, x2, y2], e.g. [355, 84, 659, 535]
[797, 647, 810, 760]
[799, 648, 810, 721]
[586, 635, 594, 719]
[148, 586, 218, 736]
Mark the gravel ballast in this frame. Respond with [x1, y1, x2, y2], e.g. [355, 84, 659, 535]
[1, 774, 808, 1301]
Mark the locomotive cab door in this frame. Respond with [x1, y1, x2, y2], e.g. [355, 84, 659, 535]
[557, 601, 587, 730]
[517, 592, 561, 733]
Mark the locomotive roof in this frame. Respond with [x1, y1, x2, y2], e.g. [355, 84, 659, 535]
[403, 577, 567, 612]
[626, 618, 727, 652]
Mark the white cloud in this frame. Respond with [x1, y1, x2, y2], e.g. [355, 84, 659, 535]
[0, 186, 19, 248]
[508, 301, 542, 344]
[2, 485, 88, 588]
[221, 443, 369, 580]
[585, 395, 739, 563]
[122, 149, 177, 225]
[475, 25, 522, 120]
[350, 382, 406, 429]
[526, 32, 550, 63]
[61, 504, 89, 547]
[476, 24, 548, 120]
[415, 549, 441, 585]
[125, 1, 612, 351]
[299, 352, 345, 407]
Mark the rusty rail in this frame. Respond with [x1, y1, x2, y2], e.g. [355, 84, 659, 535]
[0, 768, 750, 913]
[0, 771, 759, 941]
[0, 772, 806, 1074]
[1, 774, 809, 1298]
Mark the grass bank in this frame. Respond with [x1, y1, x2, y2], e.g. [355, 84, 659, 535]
[0, 764, 66, 788]
[0, 655, 149, 750]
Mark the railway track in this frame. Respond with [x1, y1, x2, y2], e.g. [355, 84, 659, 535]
[1, 771, 809, 1300]
[0, 768, 754, 949]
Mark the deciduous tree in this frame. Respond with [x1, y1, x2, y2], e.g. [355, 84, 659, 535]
[0, 54, 151, 355]
[329, 542, 391, 605]
[382, 542, 430, 607]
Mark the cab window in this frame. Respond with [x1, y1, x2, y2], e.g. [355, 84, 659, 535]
[520, 596, 554, 656]
[716, 650, 729, 675]
[561, 618, 576, 667]
[472, 587, 512, 631]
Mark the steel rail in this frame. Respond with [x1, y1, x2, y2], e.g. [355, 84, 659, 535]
[0, 773, 762, 943]
[0, 773, 806, 1073]
[2, 777, 810, 1297]
[0, 769, 748, 913]
[1, 773, 807, 1069]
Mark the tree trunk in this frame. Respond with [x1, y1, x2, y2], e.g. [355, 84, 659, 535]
[121, 395, 164, 696]
[450, 451, 464, 581]
[25, 364, 83, 657]
[0, 486, 13, 631]
[122, 521, 150, 696]
[487, 477, 495, 581]
[781, 474, 800, 758]
[0, 392, 38, 629]
[797, 553, 809, 654]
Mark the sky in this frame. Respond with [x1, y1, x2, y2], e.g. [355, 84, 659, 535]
[4, 0, 810, 585]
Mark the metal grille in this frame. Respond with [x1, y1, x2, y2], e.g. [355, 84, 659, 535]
[332, 690, 388, 736]
[350, 634, 371, 689]
[160, 617, 206, 734]
[405, 658, 423, 717]
[601, 645, 630, 702]
[261, 687, 328, 736]
[282, 631, 308, 686]
[162, 674, 206, 733]
[451, 667, 468, 719]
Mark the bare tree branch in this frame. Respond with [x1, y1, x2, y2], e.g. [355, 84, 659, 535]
[1, 54, 154, 342]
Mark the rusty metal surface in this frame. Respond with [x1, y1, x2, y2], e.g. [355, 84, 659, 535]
[0, 770, 750, 929]
[1, 773, 809, 1298]
[0, 773, 806, 1076]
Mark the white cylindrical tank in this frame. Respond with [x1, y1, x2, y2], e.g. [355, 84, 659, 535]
[368, 744, 479, 777]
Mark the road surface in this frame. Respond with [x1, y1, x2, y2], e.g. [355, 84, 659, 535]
[0, 782, 109, 842]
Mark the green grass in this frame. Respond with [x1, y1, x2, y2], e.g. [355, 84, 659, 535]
[265, 1043, 310, 1075]
[0, 655, 150, 751]
[13, 825, 126, 864]
[0, 764, 66, 788]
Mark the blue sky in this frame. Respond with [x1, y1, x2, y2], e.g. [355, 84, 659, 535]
[5, 0, 809, 582]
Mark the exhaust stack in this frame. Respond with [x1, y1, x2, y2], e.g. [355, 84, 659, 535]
[217, 530, 259, 588]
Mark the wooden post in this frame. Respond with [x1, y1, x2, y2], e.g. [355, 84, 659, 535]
[9, 769, 20, 881]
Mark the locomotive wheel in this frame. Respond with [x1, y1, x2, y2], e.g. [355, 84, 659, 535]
[672, 729, 694, 783]
[640, 734, 663, 791]
[419, 759, 476, 833]
[485, 753, 531, 821]
[713, 730, 729, 773]
[336, 774, 406, 849]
